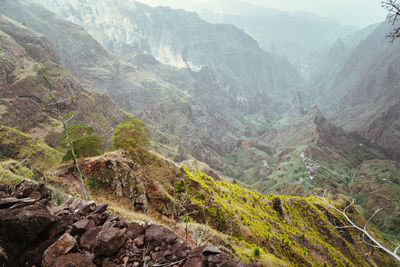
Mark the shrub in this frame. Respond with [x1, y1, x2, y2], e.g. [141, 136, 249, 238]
[58, 124, 102, 161]
[88, 176, 99, 190]
[111, 117, 150, 161]
[253, 247, 261, 259]
[174, 181, 185, 193]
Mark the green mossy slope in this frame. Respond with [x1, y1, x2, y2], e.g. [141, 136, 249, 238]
[0, 125, 62, 169]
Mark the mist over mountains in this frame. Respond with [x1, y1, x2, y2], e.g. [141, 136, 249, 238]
[0, 0, 400, 265]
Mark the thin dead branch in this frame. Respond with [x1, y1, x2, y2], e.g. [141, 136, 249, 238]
[315, 190, 400, 262]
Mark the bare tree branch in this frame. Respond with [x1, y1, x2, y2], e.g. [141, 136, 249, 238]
[63, 113, 75, 125]
[382, 0, 400, 42]
[394, 244, 400, 255]
[41, 68, 88, 200]
[315, 190, 400, 262]
[363, 209, 382, 231]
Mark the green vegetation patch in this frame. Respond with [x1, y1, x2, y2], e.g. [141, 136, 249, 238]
[182, 169, 391, 266]
[0, 125, 62, 169]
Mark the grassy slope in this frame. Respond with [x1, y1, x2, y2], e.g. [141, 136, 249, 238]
[0, 125, 62, 169]
[0, 122, 396, 265]
[250, 111, 400, 239]
[27, 149, 394, 266]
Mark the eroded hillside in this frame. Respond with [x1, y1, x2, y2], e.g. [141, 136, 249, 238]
[0, 1, 399, 266]
[0, 129, 397, 266]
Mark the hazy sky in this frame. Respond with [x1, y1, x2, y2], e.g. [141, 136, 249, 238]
[139, 0, 388, 27]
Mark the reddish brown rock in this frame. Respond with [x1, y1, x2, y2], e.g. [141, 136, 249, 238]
[127, 221, 145, 238]
[42, 233, 77, 267]
[184, 244, 261, 267]
[145, 225, 178, 246]
[72, 218, 96, 234]
[11, 180, 52, 201]
[133, 235, 144, 247]
[0, 181, 258, 266]
[94, 226, 127, 256]
[49, 252, 96, 267]
[80, 226, 102, 250]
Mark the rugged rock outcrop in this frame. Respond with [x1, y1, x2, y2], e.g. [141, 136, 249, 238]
[0, 180, 258, 267]
[0, 12, 127, 147]
[306, 22, 400, 151]
[31, 0, 300, 96]
[55, 152, 150, 213]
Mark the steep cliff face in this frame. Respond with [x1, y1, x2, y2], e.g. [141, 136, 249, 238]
[0, 0, 290, 181]
[0, 13, 127, 146]
[30, 0, 301, 97]
[198, 7, 357, 80]
[307, 22, 400, 151]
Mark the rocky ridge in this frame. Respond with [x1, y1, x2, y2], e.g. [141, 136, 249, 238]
[0, 180, 258, 267]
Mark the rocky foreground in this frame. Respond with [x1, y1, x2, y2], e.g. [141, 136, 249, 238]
[0, 180, 259, 267]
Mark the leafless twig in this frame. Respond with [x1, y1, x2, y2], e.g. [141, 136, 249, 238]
[315, 189, 400, 262]
[153, 258, 186, 267]
[382, 0, 400, 42]
[41, 68, 87, 200]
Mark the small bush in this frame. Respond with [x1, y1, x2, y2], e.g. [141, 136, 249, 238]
[174, 181, 185, 193]
[111, 117, 150, 162]
[59, 124, 102, 161]
[88, 176, 99, 190]
[253, 247, 261, 259]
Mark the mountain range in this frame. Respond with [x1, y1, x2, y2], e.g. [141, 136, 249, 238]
[0, 0, 400, 265]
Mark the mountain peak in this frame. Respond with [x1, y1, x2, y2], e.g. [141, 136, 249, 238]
[294, 91, 305, 115]
[308, 105, 323, 117]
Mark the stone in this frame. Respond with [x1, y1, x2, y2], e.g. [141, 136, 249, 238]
[47, 252, 96, 267]
[47, 214, 74, 238]
[133, 235, 144, 247]
[151, 251, 163, 260]
[102, 259, 120, 267]
[183, 245, 221, 267]
[80, 226, 102, 250]
[0, 201, 55, 242]
[12, 180, 51, 201]
[42, 233, 77, 267]
[72, 218, 95, 234]
[163, 249, 172, 257]
[126, 222, 144, 238]
[92, 203, 108, 214]
[145, 225, 178, 246]
[88, 211, 108, 226]
[94, 227, 127, 256]
[0, 197, 35, 209]
[202, 244, 221, 255]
